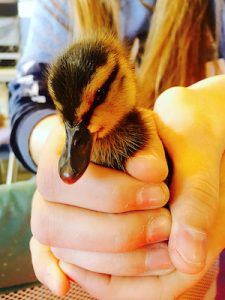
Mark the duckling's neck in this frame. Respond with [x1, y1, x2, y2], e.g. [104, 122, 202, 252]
[91, 109, 149, 170]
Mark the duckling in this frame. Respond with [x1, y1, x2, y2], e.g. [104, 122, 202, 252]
[47, 32, 151, 184]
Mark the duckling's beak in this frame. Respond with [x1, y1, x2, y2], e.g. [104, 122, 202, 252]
[59, 121, 93, 184]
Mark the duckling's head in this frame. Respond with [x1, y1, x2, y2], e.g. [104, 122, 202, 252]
[48, 33, 137, 184]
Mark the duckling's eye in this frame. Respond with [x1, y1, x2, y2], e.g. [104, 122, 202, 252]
[95, 87, 107, 103]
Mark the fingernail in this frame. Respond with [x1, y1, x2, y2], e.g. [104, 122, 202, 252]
[175, 226, 207, 268]
[147, 215, 171, 242]
[137, 184, 167, 208]
[145, 244, 173, 270]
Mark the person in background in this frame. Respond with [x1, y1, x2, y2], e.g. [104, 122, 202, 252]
[9, 0, 225, 299]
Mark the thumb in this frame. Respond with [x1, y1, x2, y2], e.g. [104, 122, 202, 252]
[153, 85, 223, 274]
[168, 148, 220, 274]
[126, 109, 168, 183]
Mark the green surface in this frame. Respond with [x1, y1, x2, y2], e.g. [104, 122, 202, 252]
[0, 180, 38, 289]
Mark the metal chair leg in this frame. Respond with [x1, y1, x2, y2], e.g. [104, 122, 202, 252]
[6, 152, 18, 184]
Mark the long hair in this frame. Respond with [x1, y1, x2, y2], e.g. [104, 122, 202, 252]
[138, 0, 220, 107]
[72, 0, 120, 39]
[71, 0, 222, 107]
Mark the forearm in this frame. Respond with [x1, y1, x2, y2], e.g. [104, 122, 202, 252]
[9, 62, 56, 172]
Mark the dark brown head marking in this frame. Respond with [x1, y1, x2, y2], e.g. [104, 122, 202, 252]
[48, 41, 108, 125]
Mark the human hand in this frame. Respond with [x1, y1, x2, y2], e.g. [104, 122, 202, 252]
[37, 153, 225, 300]
[52, 76, 225, 300]
[153, 75, 225, 274]
[30, 110, 172, 296]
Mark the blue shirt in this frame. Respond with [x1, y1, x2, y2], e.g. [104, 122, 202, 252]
[20, 0, 153, 64]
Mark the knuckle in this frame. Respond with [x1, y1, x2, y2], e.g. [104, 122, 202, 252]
[178, 177, 219, 230]
[189, 176, 219, 214]
[108, 186, 134, 213]
[110, 224, 138, 252]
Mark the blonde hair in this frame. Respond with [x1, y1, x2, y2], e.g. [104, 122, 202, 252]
[72, 0, 120, 39]
[138, 0, 213, 106]
[71, 0, 221, 107]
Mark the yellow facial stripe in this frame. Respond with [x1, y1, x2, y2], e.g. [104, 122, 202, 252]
[75, 52, 118, 121]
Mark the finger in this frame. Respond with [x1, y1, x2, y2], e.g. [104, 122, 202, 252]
[169, 171, 218, 273]
[51, 242, 174, 276]
[154, 87, 221, 274]
[59, 154, 225, 300]
[37, 125, 169, 213]
[30, 237, 70, 296]
[59, 263, 202, 300]
[38, 157, 169, 213]
[59, 261, 211, 300]
[31, 190, 171, 252]
[126, 108, 168, 183]
[59, 262, 167, 300]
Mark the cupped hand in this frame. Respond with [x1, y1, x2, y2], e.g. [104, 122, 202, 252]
[36, 110, 169, 213]
[54, 76, 225, 300]
[154, 75, 225, 274]
[58, 152, 225, 300]
[30, 110, 172, 296]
